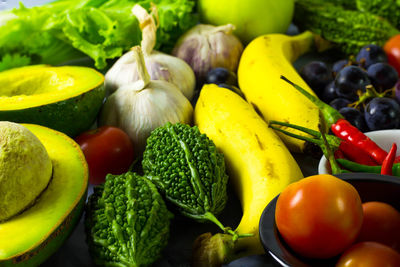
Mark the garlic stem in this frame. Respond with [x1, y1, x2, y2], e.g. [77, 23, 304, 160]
[132, 4, 157, 56]
[131, 46, 151, 90]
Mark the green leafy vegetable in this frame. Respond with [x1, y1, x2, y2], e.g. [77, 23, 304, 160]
[85, 172, 172, 267]
[0, 0, 197, 71]
[142, 122, 233, 234]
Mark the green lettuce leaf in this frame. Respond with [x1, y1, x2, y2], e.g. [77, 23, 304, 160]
[0, 0, 196, 71]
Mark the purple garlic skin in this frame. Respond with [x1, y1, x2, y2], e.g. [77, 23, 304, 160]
[172, 24, 244, 83]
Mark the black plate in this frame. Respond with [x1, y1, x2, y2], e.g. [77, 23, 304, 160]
[259, 173, 400, 267]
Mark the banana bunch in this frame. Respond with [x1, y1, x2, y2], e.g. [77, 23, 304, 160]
[192, 84, 303, 266]
[238, 31, 324, 153]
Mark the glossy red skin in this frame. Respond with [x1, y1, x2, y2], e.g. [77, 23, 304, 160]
[75, 126, 134, 185]
[357, 201, 400, 252]
[384, 34, 400, 76]
[336, 242, 400, 267]
[275, 174, 363, 259]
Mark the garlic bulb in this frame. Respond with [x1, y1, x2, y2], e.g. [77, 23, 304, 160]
[105, 4, 196, 100]
[99, 46, 193, 155]
[172, 24, 244, 83]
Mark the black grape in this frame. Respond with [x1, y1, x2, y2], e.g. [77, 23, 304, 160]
[206, 67, 237, 86]
[335, 66, 370, 101]
[364, 97, 400, 131]
[321, 81, 338, 103]
[329, 98, 351, 111]
[339, 107, 369, 132]
[300, 61, 332, 94]
[332, 59, 350, 77]
[367, 62, 399, 91]
[356, 44, 388, 69]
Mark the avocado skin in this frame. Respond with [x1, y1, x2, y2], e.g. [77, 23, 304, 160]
[0, 195, 86, 267]
[0, 84, 105, 137]
[0, 124, 89, 266]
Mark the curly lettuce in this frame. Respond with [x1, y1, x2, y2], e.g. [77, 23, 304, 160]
[0, 0, 197, 71]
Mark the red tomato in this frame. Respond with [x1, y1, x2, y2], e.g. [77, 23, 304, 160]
[357, 201, 400, 252]
[384, 34, 400, 75]
[336, 242, 400, 267]
[275, 174, 363, 259]
[75, 126, 134, 185]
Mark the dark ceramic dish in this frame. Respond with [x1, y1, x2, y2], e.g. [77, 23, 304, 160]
[259, 173, 400, 267]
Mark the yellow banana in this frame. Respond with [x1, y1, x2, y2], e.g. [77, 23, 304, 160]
[192, 84, 303, 265]
[238, 31, 324, 153]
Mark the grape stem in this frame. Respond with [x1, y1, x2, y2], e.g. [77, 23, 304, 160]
[351, 85, 393, 108]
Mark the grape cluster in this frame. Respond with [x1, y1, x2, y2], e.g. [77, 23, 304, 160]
[300, 44, 400, 132]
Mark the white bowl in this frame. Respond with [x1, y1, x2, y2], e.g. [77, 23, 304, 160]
[318, 129, 400, 174]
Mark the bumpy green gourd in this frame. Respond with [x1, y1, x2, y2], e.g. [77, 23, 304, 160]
[324, 0, 357, 9]
[294, 0, 399, 55]
[324, 0, 400, 29]
[356, 0, 400, 28]
[85, 172, 172, 267]
[142, 122, 230, 231]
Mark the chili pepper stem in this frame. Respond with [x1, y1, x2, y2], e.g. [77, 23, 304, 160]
[280, 75, 343, 126]
[269, 120, 341, 148]
[318, 121, 342, 175]
[269, 120, 341, 173]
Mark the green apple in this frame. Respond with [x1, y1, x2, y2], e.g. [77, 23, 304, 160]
[198, 0, 294, 44]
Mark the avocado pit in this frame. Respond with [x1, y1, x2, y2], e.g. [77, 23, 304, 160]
[0, 121, 52, 222]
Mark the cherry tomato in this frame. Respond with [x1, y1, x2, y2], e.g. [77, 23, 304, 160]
[384, 34, 400, 75]
[275, 174, 363, 259]
[356, 201, 400, 252]
[336, 242, 400, 267]
[75, 126, 134, 185]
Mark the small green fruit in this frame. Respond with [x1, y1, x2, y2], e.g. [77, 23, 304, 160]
[198, 0, 294, 44]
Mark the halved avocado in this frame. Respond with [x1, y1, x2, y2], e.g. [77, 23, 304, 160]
[0, 65, 105, 137]
[0, 124, 88, 266]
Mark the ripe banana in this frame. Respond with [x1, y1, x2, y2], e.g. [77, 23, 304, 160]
[192, 84, 303, 265]
[238, 31, 324, 153]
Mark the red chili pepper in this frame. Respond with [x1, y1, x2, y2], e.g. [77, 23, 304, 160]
[381, 143, 397, 175]
[395, 155, 400, 163]
[337, 140, 377, 166]
[331, 119, 388, 164]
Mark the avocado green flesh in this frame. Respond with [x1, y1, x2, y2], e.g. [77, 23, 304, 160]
[0, 124, 88, 261]
[0, 65, 103, 109]
[0, 65, 105, 137]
